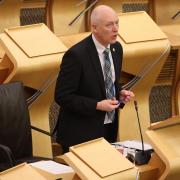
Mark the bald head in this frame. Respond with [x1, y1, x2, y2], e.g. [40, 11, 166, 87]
[91, 5, 117, 26]
[90, 5, 119, 47]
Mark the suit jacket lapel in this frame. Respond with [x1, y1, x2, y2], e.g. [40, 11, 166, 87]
[87, 35, 106, 97]
[110, 45, 120, 92]
[110, 45, 119, 81]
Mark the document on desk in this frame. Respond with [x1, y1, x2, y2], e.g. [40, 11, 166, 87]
[30, 160, 74, 174]
[113, 140, 153, 151]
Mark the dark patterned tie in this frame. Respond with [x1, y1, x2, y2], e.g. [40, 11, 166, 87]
[103, 48, 115, 122]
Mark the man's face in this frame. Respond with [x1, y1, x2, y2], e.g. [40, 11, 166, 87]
[92, 13, 119, 47]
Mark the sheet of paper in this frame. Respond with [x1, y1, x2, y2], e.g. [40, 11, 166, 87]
[112, 140, 153, 151]
[30, 160, 74, 174]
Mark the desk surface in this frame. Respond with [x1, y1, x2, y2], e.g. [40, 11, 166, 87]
[160, 24, 180, 48]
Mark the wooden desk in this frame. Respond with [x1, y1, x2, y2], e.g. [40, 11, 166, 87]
[138, 164, 158, 180]
[137, 152, 166, 180]
[55, 138, 137, 180]
[146, 117, 180, 180]
[55, 151, 166, 180]
[0, 24, 67, 158]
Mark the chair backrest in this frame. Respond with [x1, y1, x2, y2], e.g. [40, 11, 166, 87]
[0, 82, 32, 159]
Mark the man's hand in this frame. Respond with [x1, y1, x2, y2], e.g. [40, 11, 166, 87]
[120, 90, 135, 103]
[96, 99, 119, 112]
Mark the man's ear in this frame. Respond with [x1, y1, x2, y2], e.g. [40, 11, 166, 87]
[91, 24, 97, 33]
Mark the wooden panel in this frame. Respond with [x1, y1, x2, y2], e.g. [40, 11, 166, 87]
[85, 0, 148, 31]
[0, 0, 22, 33]
[0, 0, 22, 61]
[70, 138, 134, 177]
[0, 45, 4, 59]
[64, 138, 137, 180]
[148, 0, 180, 25]
[64, 152, 137, 180]
[156, 50, 177, 85]
[22, 0, 45, 8]
[0, 55, 14, 83]
[146, 117, 180, 180]
[5, 24, 67, 58]
[159, 24, 180, 115]
[117, 11, 170, 142]
[118, 11, 166, 43]
[0, 163, 46, 180]
[46, 0, 86, 36]
[0, 24, 67, 158]
[85, 0, 123, 31]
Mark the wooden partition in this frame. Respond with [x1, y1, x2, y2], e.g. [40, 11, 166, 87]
[46, 0, 87, 36]
[0, 0, 22, 33]
[0, 0, 22, 59]
[146, 116, 180, 180]
[117, 11, 170, 142]
[85, 0, 148, 31]
[46, 0, 149, 35]
[85, 0, 123, 30]
[0, 23, 67, 158]
[177, 68, 180, 114]
[148, 0, 180, 25]
[160, 26, 180, 117]
[148, 0, 180, 115]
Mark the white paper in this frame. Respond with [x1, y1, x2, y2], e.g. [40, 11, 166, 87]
[30, 160, 74, 174]
[112, 140, 153, 151]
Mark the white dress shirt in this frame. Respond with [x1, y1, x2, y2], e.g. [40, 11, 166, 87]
[92, 34, 116, 124]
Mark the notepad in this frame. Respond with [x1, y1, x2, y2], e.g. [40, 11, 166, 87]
[70, 138, 134, 178]
[30, 160, 74, 174]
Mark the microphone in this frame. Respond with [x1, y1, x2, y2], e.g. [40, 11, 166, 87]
[171, 10, 180, 19]
[133, 100, 151, 165]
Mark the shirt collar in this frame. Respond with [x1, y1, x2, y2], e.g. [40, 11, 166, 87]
[92, 34, 110, 55]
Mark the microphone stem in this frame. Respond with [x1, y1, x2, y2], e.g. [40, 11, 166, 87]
[134, 100, 144, 152]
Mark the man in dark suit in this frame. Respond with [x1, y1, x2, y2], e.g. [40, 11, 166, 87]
[55, 5, 134, 153]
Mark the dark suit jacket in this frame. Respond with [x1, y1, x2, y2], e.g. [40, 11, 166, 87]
[55, 34, 123, 148]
